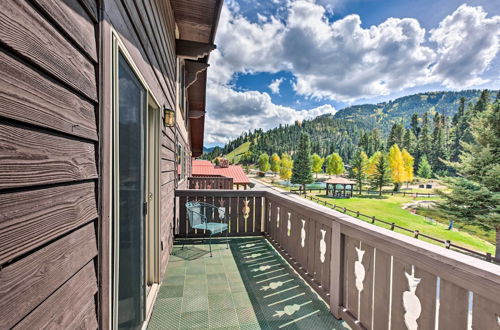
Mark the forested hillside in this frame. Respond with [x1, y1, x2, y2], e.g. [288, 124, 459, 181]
[202, 89, 497, 168]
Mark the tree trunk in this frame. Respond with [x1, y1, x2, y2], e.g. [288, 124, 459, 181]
[496, 227, 500, 258]
[379, 185, 382, 196]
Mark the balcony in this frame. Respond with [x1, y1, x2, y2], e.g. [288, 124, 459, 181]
[148, 189, 500, 329]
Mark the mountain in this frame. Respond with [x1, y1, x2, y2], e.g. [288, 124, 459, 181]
[202, 89, 497, 164]
[203, 146, 216, 153]
[334, 90, 487, 130]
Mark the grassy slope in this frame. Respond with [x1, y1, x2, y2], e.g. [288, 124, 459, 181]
[226, 141, 251, 163]
[308, 193, 495, 254]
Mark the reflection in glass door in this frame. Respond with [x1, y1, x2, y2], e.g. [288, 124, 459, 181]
[116, 52, 147, 329]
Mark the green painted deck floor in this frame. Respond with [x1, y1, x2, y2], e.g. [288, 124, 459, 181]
[147, 237, 349, 330]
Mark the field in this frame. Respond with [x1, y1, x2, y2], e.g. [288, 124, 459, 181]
[307, 193, 495, 254]
[225, 141, 251, 163]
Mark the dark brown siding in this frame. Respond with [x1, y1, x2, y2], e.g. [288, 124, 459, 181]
[0, 0, 99, 328]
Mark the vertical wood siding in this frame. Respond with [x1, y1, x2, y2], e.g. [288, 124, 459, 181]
[0, 0, 99, 328]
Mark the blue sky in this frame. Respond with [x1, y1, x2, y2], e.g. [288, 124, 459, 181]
[204, 0, 500, 146]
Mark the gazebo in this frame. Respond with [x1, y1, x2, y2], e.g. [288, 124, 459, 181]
[325, 177, 356, 198]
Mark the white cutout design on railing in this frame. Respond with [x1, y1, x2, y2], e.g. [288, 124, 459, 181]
[287, 212, 291, 237]
[319, 229, 327, 263]
[277, 207, 280, 228]
[218, 207, 226, 221]
[269, 203, 272, 222]
[497, 315, 500, 326]
[403, 267, 422, 330]
[242, 198, 250, 221]
[354, 247, 366, 293]
[301, 220, 306, 248]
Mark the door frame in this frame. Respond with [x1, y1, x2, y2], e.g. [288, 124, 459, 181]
[110, 28, 161, 330]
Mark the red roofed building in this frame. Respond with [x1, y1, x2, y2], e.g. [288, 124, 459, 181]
[191, 159, 251, 189]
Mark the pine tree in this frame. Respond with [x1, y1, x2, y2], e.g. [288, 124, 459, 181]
[417, 155, 432, 179]
[279, 153, 293, 182]
[403, 129, 417, 155]
[401, 148, 414, 187]
[311, 153, 324, 179]
[388, 121, 405, 149]
[388, 144, 405, 191]
[291, 133, 314, 193]
[326, 153, 345, 177]
[417, 113, 431, 167]
[437, 98, 500, 256]
[473, 89, 490, 113]
[270, 153, 281, 174]
[431, 113, 448, 174]
[411, 113, 420, 138]
[258, 153, 270, 173]
[369, 152, 392, 196]
[350, 151, 369, 194]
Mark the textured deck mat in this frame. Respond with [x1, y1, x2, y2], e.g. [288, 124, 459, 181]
[148, 237, 349, 330]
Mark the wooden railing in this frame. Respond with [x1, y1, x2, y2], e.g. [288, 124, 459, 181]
[188, 176, 233, 189]
[175, 190, 263, 237]
[174, 188, 500, 329]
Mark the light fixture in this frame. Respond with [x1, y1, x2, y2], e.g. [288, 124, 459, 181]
[163, 105, 175, 127]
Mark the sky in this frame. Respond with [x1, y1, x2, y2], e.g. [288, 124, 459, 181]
[204, 0, 500, 147]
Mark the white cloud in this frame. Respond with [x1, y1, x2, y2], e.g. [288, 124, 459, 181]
[268, 78, 284, 94]
[205, 1, 500, 143]
[210, 2, 499, 100]
[429, 4, 500, 88]
[204, 84, 335, 143]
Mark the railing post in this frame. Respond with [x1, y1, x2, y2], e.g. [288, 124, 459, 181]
[330, 221, 343, 318]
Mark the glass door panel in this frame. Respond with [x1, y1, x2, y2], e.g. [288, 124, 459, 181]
[117, 52, 147, 330]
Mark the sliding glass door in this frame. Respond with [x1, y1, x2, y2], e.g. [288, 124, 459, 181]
[116, 52, 147, 329]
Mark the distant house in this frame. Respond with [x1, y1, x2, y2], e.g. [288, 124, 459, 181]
[192, 159, 251, 189]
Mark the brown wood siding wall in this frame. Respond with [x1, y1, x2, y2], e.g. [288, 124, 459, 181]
[102, 0, 186, 282]
[0, 0, 99, 328]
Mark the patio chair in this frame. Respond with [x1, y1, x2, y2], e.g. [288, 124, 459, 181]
[183, 201, 229, 257]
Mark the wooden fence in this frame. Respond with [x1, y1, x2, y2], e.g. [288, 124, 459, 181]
[302, 194, 499, 264]
[291, 187, 436, 198]
[175, 188, 500, 329]
[188, 176, 233, 190]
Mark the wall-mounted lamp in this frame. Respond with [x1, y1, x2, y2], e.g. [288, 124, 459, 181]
[163, 106, 175, 127]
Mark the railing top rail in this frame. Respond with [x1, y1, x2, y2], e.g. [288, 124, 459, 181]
[175, 189, 265, 198]
[262, 189, 500, 301]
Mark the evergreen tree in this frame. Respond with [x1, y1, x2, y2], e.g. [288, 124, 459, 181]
[270, 153, 281, 174]
[326, 153, 345, 177]
[279, 153, 293, 182]
[258, 153, 270, 173]
[417, 113, 431, 166]
[417, 155, 432, 179]
[401, 149, 414, 187]
[431, 113, 448, 173]
[403, 129, 417, 155]
[350, 151, 369, 194]
[388, 144, 405, 191]
[473, 89, 490, 113]
[437, 99, 500, 256]
[388, 121, 405, 149]
[291, 133, 314, 193]
[311, 153, 324, 179]
[411, 113, 420, 138]
[369, 152, 392, 196]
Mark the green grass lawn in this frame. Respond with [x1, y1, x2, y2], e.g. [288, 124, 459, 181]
[225, 141, 251, 163]
[307, 193, 495, 254]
